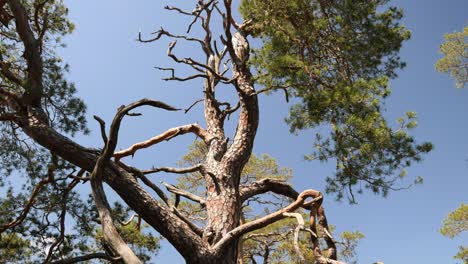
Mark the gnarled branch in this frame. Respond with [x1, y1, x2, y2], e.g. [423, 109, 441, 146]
[88, 99, 178, 263]
[142, 164, 203, 175]
[162, 182, 206, 207]
[114, 124, 211, 161]
[50, 252, 120, 264]
[212, 189, 322, 254]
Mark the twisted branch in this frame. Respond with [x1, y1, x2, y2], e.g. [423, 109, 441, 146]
[114, 124, 211, 161]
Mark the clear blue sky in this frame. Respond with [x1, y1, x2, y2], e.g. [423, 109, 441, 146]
[60, 0, 467, 263]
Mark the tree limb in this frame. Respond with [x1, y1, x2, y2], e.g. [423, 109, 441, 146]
[8, 0, 43, 106]
[0, 178, 50, 233]
[114, 124, 211, 161]
[162, 182, 206, 207]
[212, 189, 322, 255]
[142, 164, 203, 175]
[155, 67, 208, 82]
[49, 252, 120, 264]
[87, 99, 180, 263]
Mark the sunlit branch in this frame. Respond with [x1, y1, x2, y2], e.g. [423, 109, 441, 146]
[114, 124, 211, 161]
[282, 212, 307, 262]
[142, 164, 203, 175]
[212, 189, 323, 254]
[162, 182, 206, 207]
[88, 98, 177, 263]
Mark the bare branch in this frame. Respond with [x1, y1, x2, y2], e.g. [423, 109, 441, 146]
[136, 173, 170, 206]
[114, 124, 211, 161]
[254, 85, 290, 103]
[239, 178, 302, 205]
[212, 189, 323, 254]
[50, 253, 120, 264]
[184, 98, 204, 113]
[318, 206, 338, 260]
[167, 41, 228, 81]
[162, 182, 206, 206]
[282, 212, 307, 262]
[87, 99, 178, 263]
[120, 213, 138, 226]
[164, 5, 194, 17]
[155, 67, 208, 82]
[139, 27, 205, 47]
[142, 164, 203, 175]
[93, 115, 108, 143]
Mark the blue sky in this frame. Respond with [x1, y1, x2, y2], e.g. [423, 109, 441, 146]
[60, 0, 467, 263]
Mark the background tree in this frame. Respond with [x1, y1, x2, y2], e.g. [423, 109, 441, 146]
[440, 203, 468, 263]
[0, 0, 431, 263]
[436, 24, 467, 263]
[435, 25, 467, 88]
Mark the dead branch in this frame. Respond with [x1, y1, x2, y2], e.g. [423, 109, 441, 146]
[114, 124, 211, 161]
[212, 189, 322, 254]
[49, 253, 121, 264]
[239, 178, 302, 205]
[184, 98, 204, 113]
[93, 115, 108, 143]
[254, 85, 290, 103]
[88, 99, 176, 264]
[142, 164, 203, 175]
[138, 27, 205, 47]
[136, 173, 170, 206]
[120, 213, 138, 226]
[283, 212, 306, 262]
[166, 41, 228, 81]
[162, 182, 206, 207]
[155, 67, 208, 82]
[317, 206, 337, 259]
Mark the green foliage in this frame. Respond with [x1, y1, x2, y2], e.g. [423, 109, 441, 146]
[240, 0, 432, 201]
[0, 0, 87, 135]
[339, 231, 365, 264]
[441, 203, 468, 238]
[441, 203, 468, 263]
[0, 185, 159, 263]
[0, 231, 32, 263]
[454, 246, 468, 264]
[1, 2, 89, 258]
[436, 25, 468, 88]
